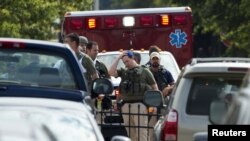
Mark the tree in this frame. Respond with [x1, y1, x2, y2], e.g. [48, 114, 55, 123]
[0, 0, 93, 40]
[198, 0, 250, 57]
[0, 0, 58, 39]
[107, 0, 156, 9]
[57, 0, 94, 28]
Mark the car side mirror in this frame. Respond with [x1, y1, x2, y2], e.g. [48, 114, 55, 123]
[91, 78, 114, 98]
[209, 99, 228, 125]
[143, 90, 164, 107]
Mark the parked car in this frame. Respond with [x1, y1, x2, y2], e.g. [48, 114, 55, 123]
[0, 96, 130, 141]
[150, 58, 250, 141]
[0, 38, 104, 111]
[0, 38, 130, 141]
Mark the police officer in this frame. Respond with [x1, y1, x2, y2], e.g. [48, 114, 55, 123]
[79, 36, 88, 53]
[145, 45, 161, 67]
[109, 51, 158, 141]
[86, 41, 112, 124]
[64, 33, 99, 91]
[149, 52, 175, 96]
[86, 41, 110, 79]
[86, 41, 111, 109]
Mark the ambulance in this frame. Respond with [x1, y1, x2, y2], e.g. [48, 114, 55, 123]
[61, 6, 193, 68]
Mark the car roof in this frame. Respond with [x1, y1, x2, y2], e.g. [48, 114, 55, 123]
[0, 38, 75, 58]
[0, 38, 67, 49]
[183, 58, 250, 75]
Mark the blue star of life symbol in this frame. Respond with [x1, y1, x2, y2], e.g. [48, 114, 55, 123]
[169, 29, 187, 48]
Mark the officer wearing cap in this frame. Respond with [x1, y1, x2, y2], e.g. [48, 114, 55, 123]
[79, 36, 88, 53]
[149, 52, 175, 96]
[145, 45, 161, 67]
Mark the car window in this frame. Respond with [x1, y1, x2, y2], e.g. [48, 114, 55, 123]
[186, 75, 243, 115]
[0, 48, 78, 90]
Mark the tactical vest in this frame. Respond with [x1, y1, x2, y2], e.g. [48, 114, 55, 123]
[151, 66, 169, 91]
[119, 66, 151, 102]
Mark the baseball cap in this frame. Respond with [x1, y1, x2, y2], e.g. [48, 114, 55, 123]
[79, 36, 88, 45]
[150, 52, 161, 60]
[122, 50, 134, 58]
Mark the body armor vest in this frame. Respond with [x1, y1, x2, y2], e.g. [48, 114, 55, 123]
[120, 66, 151, 101]
[151, 66, 169, 91]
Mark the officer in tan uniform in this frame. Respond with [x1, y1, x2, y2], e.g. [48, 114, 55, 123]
[109, 50, 158, 141]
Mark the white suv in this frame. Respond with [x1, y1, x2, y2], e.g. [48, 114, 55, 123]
[153, 58, 250, 141]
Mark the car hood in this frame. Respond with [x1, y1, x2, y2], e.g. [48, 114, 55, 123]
[0, 104, 103, 141]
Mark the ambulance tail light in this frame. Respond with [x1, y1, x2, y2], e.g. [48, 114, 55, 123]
[70, 19, 83, 30]
[87, 18, 97, 29]
[140, 16, 153, 26]
[160, 15, 171, 26]
[173, 15, 187, 25]
[104, 17, 118, 28]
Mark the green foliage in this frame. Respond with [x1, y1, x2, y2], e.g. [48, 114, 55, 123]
[0, 0, 93, 40]
[57, 0, 94, 25]
[168, 0, 250, 56]
[0, 0, 57, 39]
[108, 0, 156, 9]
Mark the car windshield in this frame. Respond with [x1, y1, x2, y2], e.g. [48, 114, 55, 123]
[97, 52, 180, 80]
[0, 48, 78, 90]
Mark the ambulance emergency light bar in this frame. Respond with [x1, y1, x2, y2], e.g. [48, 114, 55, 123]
[122, 16, 135, 27]
[69, 14, 186, 30]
